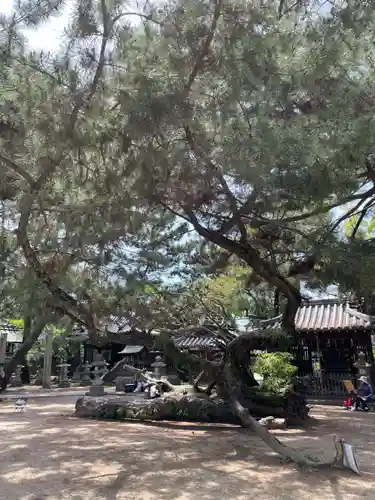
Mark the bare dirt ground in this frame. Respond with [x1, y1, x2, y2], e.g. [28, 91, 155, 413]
[0, 397, 374, 500]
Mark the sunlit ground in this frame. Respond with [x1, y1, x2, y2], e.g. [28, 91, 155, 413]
[0, 397, 374, 499]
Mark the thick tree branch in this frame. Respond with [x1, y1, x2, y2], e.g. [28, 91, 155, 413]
[330, 195, 374, 233]
[184, 0, 222, 94]
[15, 2, 118, 332]
[183, 208, 301, 330]
[0, 153, 33, 185]
[350, 197, 375, 240]
[184, 124, 248, 241]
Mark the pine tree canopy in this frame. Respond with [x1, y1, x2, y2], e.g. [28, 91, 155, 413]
[2, 0, 375, 330]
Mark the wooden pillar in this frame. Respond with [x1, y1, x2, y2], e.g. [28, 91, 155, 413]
[315, 333, 323, 385]
[42, 329, 53, 389]
[315, 333, 321, 367]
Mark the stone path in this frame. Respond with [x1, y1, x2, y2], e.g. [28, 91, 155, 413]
[1, 385, 116, 399]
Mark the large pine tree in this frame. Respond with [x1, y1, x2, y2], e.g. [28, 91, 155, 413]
[2, 0, 375, 466]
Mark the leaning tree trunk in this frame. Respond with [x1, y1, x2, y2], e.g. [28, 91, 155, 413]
[0, 314, 51, 392]
[1, 337, 35, 391]
[222, 358, 345, 468]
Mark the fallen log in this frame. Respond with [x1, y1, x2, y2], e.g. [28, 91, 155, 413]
[75, 393, 238, 423]
[74, 390, 308, 425]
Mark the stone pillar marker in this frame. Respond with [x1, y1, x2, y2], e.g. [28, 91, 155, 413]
[42, 328, 53, 389]
[57, 363, 71, 388]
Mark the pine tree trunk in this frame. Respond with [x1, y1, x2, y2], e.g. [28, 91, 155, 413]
[0, 314, 51, 392]
[222, 362, 344, 468]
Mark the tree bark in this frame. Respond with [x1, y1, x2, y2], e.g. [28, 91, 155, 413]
[0, 313, 53, 392]
[221, 360, 344, 468]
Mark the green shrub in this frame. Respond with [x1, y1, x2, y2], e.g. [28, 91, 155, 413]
[253, 352, 297, 393]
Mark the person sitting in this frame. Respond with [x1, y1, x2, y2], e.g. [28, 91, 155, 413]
[352, 376, 373, 411]
[148, 382, 162, 399]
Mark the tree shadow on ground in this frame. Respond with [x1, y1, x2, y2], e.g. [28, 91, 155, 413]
[0, 398, 374, 500]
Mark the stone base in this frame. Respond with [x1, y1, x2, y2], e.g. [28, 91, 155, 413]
[86, 384, 105, 397]
[10, 381, 23, 387]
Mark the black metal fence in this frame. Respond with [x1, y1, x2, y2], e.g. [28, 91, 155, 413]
[300, 371, 355, 399]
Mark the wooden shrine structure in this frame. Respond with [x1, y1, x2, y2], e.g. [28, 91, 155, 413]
[70, 300, 375, 398]
[250, 299, 375, 398]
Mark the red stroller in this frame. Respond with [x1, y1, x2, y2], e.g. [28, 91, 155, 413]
[344, 396, 354, 409]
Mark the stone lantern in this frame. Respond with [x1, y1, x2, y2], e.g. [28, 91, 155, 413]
[86, 359, 108, 397]
[151, 355, 166, 379]
[11, 365, 24, 387]
[57, 363, 71, 388]
[81, 362, 92, 386]
[354, 352, 372, 382]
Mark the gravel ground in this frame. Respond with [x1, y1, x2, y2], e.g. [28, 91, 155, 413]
[0, 397, 374, 500]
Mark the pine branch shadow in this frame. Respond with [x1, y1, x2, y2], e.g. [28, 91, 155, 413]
[1, 399, 375, 500]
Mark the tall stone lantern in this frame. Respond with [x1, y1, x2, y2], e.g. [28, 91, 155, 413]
[354, 352, 372, 383]
[151, 355, 166, 379]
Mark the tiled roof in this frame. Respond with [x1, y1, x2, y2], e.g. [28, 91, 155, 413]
[174, 335, 219, 349]
[118, 345, 146, 355]
[71, 315, 135, 339]
[106, 315, 132, 334]
[260, 300, 374, 333]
